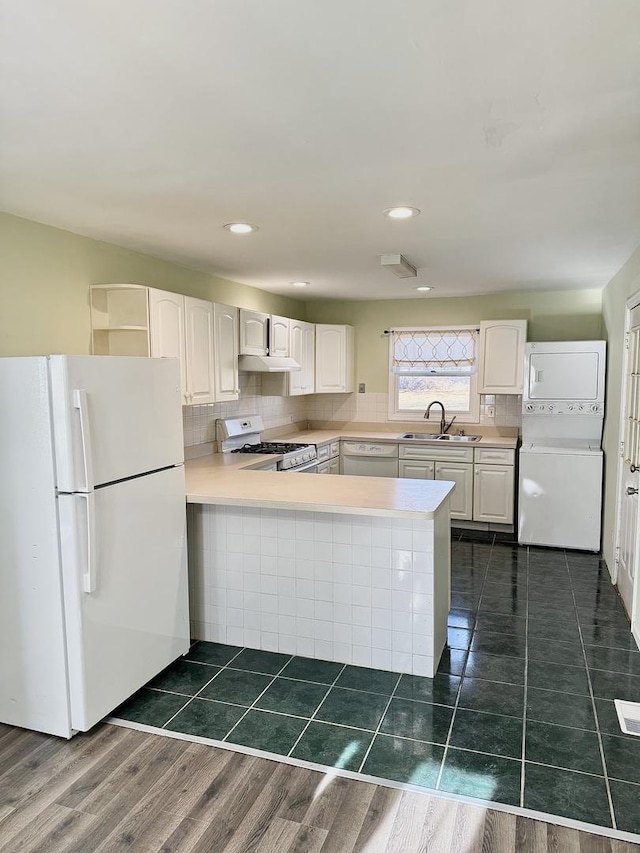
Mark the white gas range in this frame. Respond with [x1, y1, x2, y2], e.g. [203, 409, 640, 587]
[217, 415, 318, 472]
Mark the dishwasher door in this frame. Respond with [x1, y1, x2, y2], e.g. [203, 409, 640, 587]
[341, 442, 399, 477]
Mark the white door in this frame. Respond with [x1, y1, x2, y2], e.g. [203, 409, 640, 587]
[473, 464, 514, 523]
[435, 462, 473, 520]
[185, 297, 215, 405]
[316, 325, 346, 392]
[49, 356, 184, 492]
[213, 303, 239, 402]
[478, 320, 527, 394]
[270, 316, 290, 357]
[239, 309, 269, 355]
[302, 322, 316, 394]
[617, 303, 640, 616]
[58, 466, 189, 731]
[149, 289, 187, 403]
[289, 320, 304, 395]
[399, 460, 436, 479]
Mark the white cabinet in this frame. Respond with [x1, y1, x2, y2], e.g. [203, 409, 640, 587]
[478, 320, 527, 394]
[149, 289, 187, 396]
[289, 320, 315, 395]
[270, 316, 290, 357]
[435, 462, 473, 520]
[399, 444, 473, 520]
[184, 297, 215, 405]
[315, 325, 355, 393]
[473, 448, 515, 524]
[239, 309, 269, 356]
[149, 291, 215, 406]
[90, 284, 150, 357]
[317, 439, 340, 474]
[213, 303, 239, 402]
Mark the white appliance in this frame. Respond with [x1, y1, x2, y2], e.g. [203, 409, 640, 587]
[518, 341, 606, 551]
[341, 442, 399, 477]
[0, 355, 190, 738]
[218, 415, 318, 471]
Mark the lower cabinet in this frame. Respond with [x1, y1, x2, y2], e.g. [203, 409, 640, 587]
[399, 444, 514, 525]
[317, 441, 340, 474]
[473, 464, 514, 524]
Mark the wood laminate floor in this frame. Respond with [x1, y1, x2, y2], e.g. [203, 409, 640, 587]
[0, 722, 638, 853]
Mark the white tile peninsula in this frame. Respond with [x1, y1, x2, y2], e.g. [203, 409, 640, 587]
[185, 451, 454, 677]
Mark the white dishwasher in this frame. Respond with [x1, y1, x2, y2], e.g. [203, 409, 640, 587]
[341, 442, 399, 477]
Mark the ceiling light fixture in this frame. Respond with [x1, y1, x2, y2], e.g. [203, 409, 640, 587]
[383, 206, 421, 220]
[223, 222, 258, 234]
[291, 281, 309, 288]
[416, 286, 432, 292]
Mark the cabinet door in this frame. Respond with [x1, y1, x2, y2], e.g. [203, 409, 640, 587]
[149, 289, 187, 403]
[435, 462, 473, 520]
[473, 464, 514, 524]
[317, 461, 331, 475]
[478, 320, 527, 394]
[239, 309, 269, 356]
[184, 297, 215, 405]
[315, 325, 354, 393]
[270, 316, 290, 357]
[288, 320, 305, 395]
[302, 322, 316, 394]
[329, 457, 340, 475]
[213, 303, 239, 402]
[399, 460, 435, 479]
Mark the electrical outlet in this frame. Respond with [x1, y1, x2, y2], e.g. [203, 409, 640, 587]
[358, 383, 366, 393]
[487, 405, 495, 418]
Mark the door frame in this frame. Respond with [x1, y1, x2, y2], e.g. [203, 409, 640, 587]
[613, 290, 640, 644]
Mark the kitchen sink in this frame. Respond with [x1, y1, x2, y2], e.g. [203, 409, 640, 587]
[399, 432, 481, 442]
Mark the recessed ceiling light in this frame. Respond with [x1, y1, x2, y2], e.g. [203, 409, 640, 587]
[416, 286, 432, 292]
[383, 206, 421, 220]
[223, 222, 258, 234]
[291, 281, 309, 288]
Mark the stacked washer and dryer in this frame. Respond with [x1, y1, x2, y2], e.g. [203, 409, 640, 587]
[518, 341, 606, 552]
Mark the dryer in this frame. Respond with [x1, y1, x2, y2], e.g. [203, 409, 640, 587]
[518, 341, 606, 551]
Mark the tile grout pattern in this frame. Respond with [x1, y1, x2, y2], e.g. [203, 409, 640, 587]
[111, 532, 640, 836]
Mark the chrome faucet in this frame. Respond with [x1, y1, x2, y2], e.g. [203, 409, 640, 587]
[424, 400, 456, 434]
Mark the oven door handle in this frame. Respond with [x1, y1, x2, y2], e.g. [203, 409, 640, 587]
[288, 459, 319, 473]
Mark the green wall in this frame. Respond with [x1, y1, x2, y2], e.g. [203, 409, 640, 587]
[0, 213, 306, 357]
[306, 290, 604, 393]
[601, 244, 640, 570]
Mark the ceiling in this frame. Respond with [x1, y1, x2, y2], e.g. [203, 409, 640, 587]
[1, 1, 640, 301]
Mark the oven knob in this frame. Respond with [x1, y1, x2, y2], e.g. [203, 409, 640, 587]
[525, 404, 534, 413]
[548, 404, 554, 412]
[568, 404, 574, 411]
[591, 403, 600, 413]
[578, 404, 584, 412]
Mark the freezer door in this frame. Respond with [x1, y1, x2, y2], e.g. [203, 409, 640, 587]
[58, 466, 190, 731]
[518, 450, 603, 551]
[49, 355, 184, 492]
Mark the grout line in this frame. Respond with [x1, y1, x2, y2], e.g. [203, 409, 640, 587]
[355, 672, 403, 773]
[285, 663, 348, 757]
[519, 544, 529, 808]
[435, 534, 494, 790]
[219, 654, 295, 742]
[567, 552, 618, 831]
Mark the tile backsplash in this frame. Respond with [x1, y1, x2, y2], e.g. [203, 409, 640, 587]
[183, 382, 521, 447]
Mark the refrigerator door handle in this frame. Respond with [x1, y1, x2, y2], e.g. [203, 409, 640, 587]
[78, 492, 97, 593]
[73, 389, 95, 492]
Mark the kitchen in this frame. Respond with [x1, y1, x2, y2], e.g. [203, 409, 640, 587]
[2, 1, 640, 850]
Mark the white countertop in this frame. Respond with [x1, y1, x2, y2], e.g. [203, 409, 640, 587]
[273, 428, 518, 449]
[185, 452, 455, 519]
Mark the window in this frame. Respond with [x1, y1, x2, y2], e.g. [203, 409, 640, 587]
[388, 326, 480, 422]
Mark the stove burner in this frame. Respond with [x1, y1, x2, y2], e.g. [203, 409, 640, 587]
[231, 442, 308, 455]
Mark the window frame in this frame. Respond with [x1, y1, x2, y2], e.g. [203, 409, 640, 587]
[387, 324, 481, 423]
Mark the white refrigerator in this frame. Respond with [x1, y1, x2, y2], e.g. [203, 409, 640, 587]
[0, 355, 190, 738]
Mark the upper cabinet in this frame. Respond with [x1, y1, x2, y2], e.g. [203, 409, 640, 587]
[92, 285, 238, 406]
[477, 320, 527, 394]
[315, 324, 355, 393]
[239, 309, 269, 356]
[150, 290, 215, 405]
[261, 318, 315, 396]
[213, 303, 239, 402]
[269, 316, 290, 357]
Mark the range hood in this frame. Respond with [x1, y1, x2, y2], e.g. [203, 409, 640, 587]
[238, 355, 301, 372]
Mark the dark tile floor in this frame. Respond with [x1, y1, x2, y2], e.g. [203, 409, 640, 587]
[111, 535, 640, 835]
